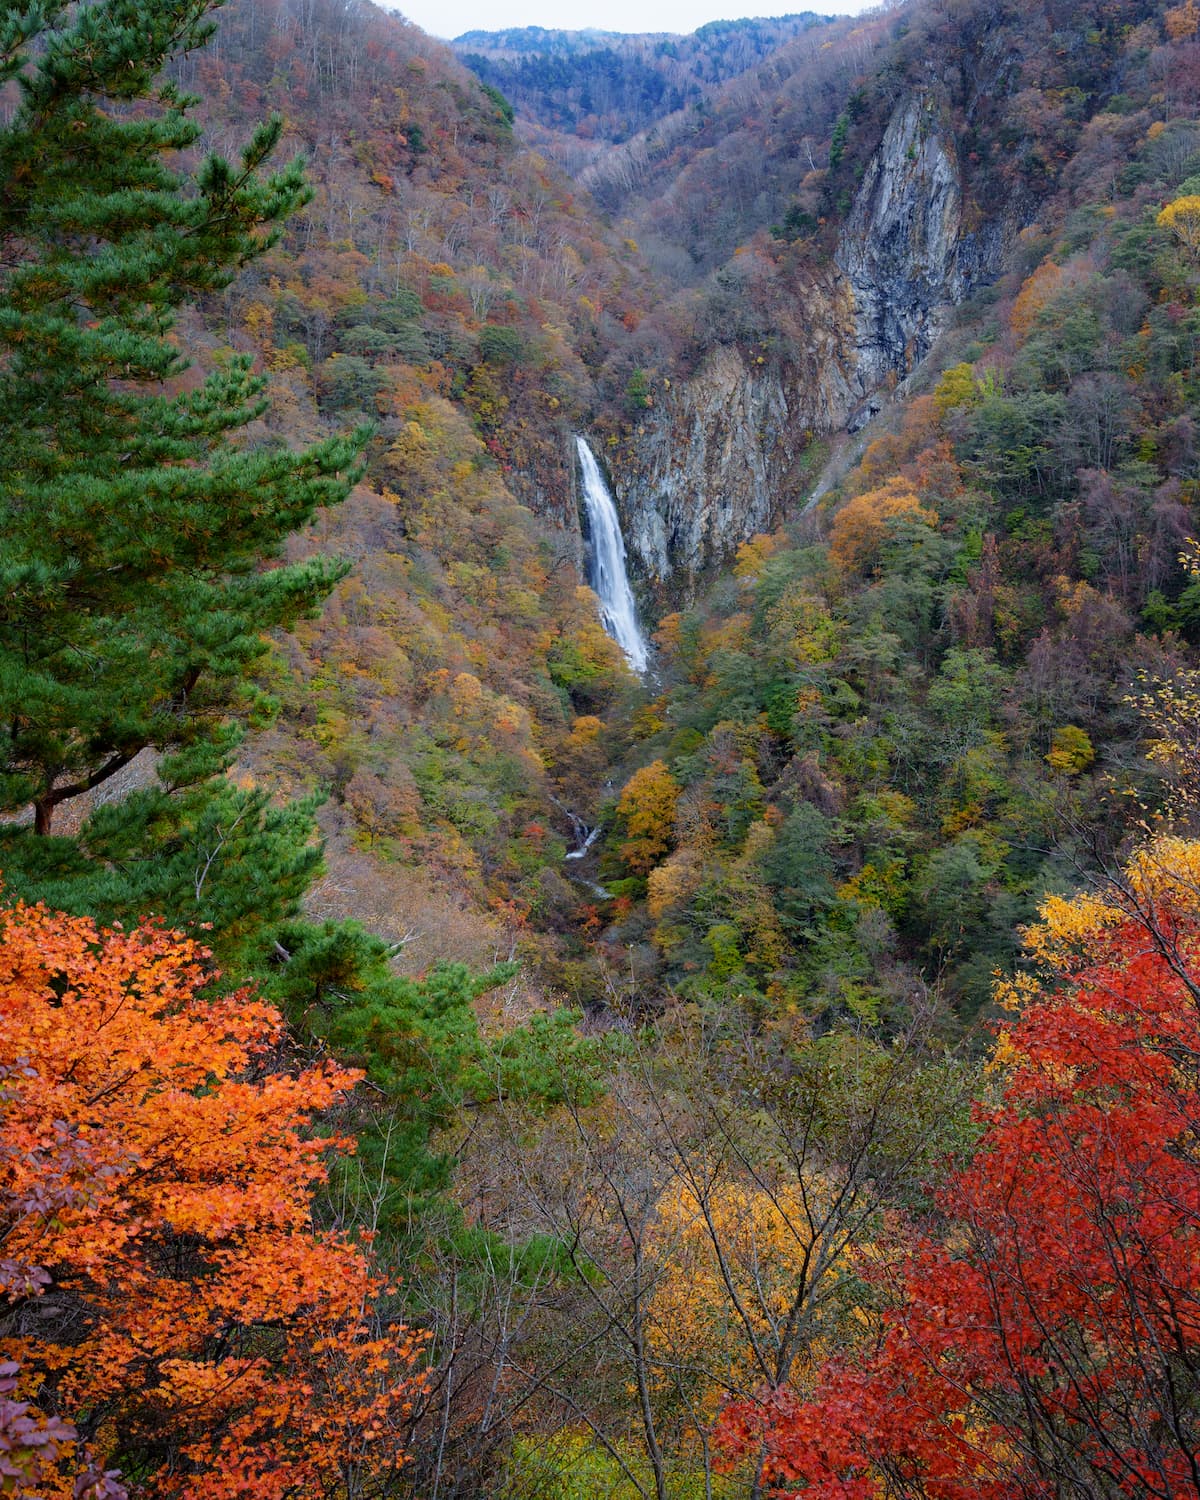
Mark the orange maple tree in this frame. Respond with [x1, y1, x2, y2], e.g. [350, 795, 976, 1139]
[718, 838, 1200, 1498]
[0, 901, 425, 1498]
[828, 478, 937, 574]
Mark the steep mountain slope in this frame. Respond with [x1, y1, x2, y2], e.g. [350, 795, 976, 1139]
[183, 0, 653, 508]
[579, 0, 1200, 1023]
[160, 0, 660, 994]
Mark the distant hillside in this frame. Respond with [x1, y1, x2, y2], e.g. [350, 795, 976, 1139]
[579, 0, 1173, 280]
[453, 14, 829, 153]
[181, 0, 656, 504]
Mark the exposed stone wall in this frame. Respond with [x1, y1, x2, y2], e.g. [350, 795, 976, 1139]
[612, 92, 1014, 590]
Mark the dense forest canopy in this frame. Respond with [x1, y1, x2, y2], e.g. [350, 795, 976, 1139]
[4, 0, 1200, 1493]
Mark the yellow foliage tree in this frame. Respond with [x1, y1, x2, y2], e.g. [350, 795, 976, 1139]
[1158, 195, 1200, 261]
[1045, 724, 1095, 775]
[568, 714, 603, 746]
[733, 532, 785, 581]
[1166, 0, 1200, 39]
[616, 760, 680, 874]
[766, 585, 843, 663]
[647, 847, 704, 921]
[646, 1175, 849, 1426]
[933, 362, 980, 415]
[828, 478, 937, 573]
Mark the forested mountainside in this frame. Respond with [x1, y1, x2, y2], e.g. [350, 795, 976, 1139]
[6, 0, 1200, 1494]
[453, 14, 829, 167]
[179, 0, 656, 502]
[570, 0, 1164, 256]
[165, 0, 656, 980]
[593, 0, 1195, 545]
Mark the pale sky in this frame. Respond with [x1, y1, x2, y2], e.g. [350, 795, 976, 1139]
[388, 0, 876, 43]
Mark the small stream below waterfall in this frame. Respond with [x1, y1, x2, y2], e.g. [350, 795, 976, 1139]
[564, 826, 601, 861]
[551, 795, 612, 898]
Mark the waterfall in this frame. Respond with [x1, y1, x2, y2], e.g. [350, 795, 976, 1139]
[575, 436, 649, 675]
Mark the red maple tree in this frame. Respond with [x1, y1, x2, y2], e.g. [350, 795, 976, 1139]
[719, 842, 1200, 1499]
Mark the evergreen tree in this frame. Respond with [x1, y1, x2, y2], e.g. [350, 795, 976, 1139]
[0, 1, 593, 1246]
[0, 0, 362, 843]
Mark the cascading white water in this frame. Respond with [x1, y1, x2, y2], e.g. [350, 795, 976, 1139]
[575, 436, 649, 675]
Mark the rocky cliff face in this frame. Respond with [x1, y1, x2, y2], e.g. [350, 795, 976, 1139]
[613, 313, 854, 590]
[615, 347, 790, 590]
[834, 95, 1004, 428]
[612, 92, 1011, 590]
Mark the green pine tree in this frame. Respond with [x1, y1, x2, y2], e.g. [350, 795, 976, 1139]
[0, 0, 361, 843]
[0, 0, 602, 1243]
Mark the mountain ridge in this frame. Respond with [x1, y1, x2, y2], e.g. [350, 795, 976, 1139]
[452, 11, 831, 158]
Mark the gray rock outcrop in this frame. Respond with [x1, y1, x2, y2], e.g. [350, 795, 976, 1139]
[835, 94, 1002, 428]
[611, 92, 1012, 590]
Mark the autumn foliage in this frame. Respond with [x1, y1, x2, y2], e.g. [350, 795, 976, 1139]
[0, 903, 424, 1499]
[616, 760, 681, 875]
[718, 838, 1200, 1498]
[647, 1175, 851, 1427]
[828, 479, 937, 574]
[1157, 193, 1200, 261]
